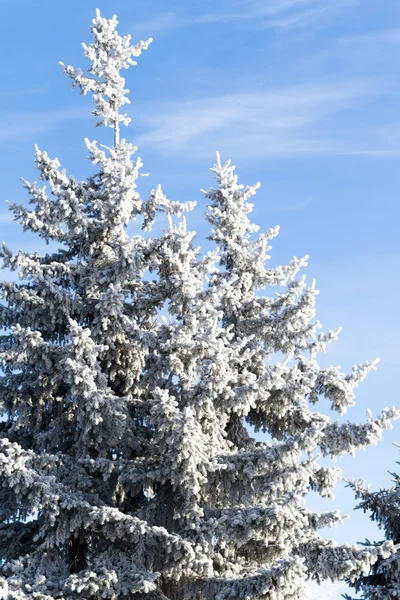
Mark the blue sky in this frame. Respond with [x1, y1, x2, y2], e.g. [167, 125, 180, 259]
[1, 0, 400, 597]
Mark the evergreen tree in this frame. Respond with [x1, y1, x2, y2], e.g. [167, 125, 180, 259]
[0, 10, 398, 600]
[344, 452, 400, 599]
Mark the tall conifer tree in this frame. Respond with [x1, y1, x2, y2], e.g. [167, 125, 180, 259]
[344, 454, 400, 599]
[0, 10, 398, 600]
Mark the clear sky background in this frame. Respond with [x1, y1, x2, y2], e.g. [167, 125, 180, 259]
[1, 0, 400, 598]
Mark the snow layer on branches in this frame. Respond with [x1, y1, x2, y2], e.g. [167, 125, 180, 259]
[0, 9, 398, 600]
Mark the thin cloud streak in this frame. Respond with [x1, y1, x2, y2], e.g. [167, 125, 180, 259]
[135, 79, 400, 159]
[247, 0, 318, 16]
[131, 0, 353, 36]
[263, 6, 334, 30]
[0, 107, 89, 140]
[0, 86, 48, 99]
[280, 198, 312, 211]
[0, 212, 14, 223]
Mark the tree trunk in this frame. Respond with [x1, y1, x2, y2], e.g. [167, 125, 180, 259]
[68, 534, 87, 573]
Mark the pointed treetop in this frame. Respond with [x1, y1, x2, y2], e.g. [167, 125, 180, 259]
[60, 8, 152, 145]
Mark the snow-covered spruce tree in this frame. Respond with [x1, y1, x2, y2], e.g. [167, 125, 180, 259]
[0, 10, 398, 600]
[344, 452, 400, 599]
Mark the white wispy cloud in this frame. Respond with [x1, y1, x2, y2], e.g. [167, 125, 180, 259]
[280, 198, 312, 211]
[235, 0, 328, 21]
[135, 79, 399, 159]
[131, 11, 184, 35]
[0, 106, 89, 140]
[0, 86, 48, 99]
[131, 0, 354, 36]
[248, 0, 317, 16]
[0, 212, 14, 223]
[262, 5, 334, 30]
